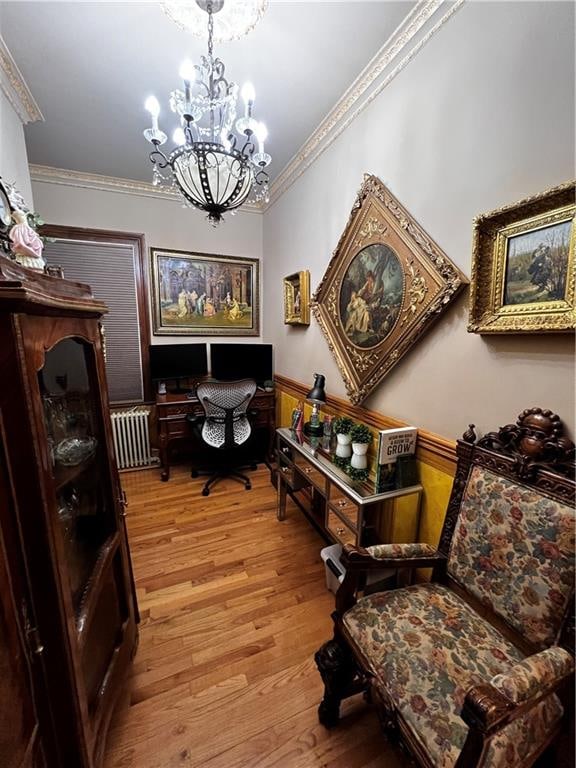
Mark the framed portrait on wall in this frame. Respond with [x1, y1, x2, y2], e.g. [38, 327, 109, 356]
[312, 174, 468, 405]
[468, 181, 575, 333]
[150, 248, 260, 336]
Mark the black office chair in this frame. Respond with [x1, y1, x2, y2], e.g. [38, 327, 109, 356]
[187, 378, 258, 496]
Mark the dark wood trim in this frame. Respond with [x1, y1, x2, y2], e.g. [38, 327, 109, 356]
[274, 373, 457, 475]
[39, 225, 152, 402]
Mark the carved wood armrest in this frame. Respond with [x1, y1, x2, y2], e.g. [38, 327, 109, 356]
[460, 684, 515, 734]
[342, 543, 446, 571]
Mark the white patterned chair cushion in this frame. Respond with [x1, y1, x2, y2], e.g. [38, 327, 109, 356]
[197, 379, 256, 449]
[343, 583, 564, 768]
[447, 466, 575, 648]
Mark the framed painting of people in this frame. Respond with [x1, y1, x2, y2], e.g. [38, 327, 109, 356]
[284, 270, 310, 325]
[468, 181, 575, 333]
[150, 248, 260, 336]
[312, 175, 468, 405]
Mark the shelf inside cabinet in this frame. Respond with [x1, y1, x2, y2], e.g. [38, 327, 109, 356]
[54, 455, 96, 492]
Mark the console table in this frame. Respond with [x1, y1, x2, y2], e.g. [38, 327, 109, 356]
[157, 388, 276, 481]
[276, 427, 422, 547]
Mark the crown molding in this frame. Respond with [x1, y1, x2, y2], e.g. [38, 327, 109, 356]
[0, 36, 43, 125]
[28, 0, 464, 215]
[265, 0, 464, 209]
[29, 164, 264, 214]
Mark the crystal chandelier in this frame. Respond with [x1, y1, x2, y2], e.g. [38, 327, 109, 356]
[143, 0, 271, 225]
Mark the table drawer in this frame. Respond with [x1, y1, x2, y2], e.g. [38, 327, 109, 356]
[167, 420, 189, 437]
[278, 455, 295, 486]
[294, 454, 326, 492]
[327, 509, 356, 547]
[161, 404, 193, 416]
[278, 438, 293, 459]
[278, 454, 308, 491]
[328, 485, 359, 529]
[252, 410, 270, 427]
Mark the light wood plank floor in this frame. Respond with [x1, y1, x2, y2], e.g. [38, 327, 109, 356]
[104, 465, 406, 768]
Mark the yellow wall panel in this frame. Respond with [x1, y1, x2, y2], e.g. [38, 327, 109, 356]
[416, 461, 454, 547]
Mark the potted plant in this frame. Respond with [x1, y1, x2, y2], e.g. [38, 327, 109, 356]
[263, 379, 274, 392]
[349, 423, 372, 469]
[333, 416, 354, 458]
[333, 416, 353, 441]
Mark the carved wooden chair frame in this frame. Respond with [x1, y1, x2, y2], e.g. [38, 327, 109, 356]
[315, 408, 575, 768]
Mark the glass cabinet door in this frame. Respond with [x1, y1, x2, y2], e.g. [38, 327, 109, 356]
[38, 338, 116, 613]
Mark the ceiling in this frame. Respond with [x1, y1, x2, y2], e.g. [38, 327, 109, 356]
[0, 1, 415, 183]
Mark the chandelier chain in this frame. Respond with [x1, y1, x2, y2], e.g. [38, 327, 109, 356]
[207, 3, 214, 60]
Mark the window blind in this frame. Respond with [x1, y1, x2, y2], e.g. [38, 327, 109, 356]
[43, 239, 144, 403]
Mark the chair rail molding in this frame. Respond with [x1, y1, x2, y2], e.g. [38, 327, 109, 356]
[265, 0, 465, 208]
[0, 35, 43, 124]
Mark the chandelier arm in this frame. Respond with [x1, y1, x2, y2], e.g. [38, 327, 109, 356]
[196, 80, 211, 98]
[150, 149, 170, 168]
[184, 123, 194, 144]
[241, 138, 256, 157]
[254, 168, 269, 185]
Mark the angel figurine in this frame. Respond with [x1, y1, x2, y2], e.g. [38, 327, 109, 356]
[9, 209, 45, 271]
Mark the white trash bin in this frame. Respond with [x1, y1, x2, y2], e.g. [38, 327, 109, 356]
[320, 544, 344, 593]
[321, 542, 395, 594]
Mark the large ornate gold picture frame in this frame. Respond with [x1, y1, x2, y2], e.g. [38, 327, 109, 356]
[468, 181, 575, 334]
[284, 270, 310, 325]
[150, 248, 260, 336]
[312, 175, 468, 405]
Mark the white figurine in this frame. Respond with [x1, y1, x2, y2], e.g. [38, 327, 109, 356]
[9, 209, 45, 271]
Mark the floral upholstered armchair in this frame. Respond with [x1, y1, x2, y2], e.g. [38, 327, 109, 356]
[315, 408, 575, 768]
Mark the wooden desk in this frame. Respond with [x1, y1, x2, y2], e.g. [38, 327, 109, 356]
[276, 428, 422, 547]
[157, 389, 276, 481]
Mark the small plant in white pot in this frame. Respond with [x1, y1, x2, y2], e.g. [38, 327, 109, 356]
[333, 416, 354, 458]
[349, 423, 372, 469]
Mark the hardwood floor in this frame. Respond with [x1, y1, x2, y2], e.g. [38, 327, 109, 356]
[104, 465, 406, 768]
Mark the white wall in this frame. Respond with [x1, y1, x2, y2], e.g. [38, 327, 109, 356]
[31, 181, 264, 346]
[263, 1, 575, 440]
[0, 88, 33, 206]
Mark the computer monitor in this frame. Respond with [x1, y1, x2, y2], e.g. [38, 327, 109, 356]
[210, 343, 273, 386]
[149, 343, 208, 381]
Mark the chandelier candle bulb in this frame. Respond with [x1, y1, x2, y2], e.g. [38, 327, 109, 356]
[145, 95, 160, 131]
[241, 82, 256, 116]
[255, 122, 267, 154]
[179, 59, 195, 103]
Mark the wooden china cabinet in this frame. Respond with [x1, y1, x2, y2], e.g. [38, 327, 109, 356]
[0, 257, 138, 768]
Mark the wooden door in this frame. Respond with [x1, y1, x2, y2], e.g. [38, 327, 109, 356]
[0, 430, 46, 768]
[20, 315, 138, 767]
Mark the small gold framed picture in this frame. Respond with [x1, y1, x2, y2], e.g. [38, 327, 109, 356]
[284, 270, 310, 325]
[468, 181, 575, 334]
